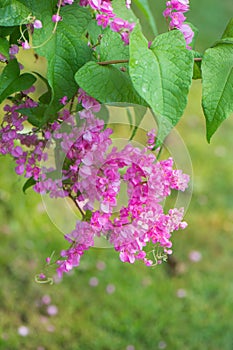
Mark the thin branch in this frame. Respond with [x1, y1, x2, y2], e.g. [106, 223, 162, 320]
[69, 96, 75, 113]
[97, 59, 129, 65]
[98, 57, 202, 66]
[68, 193, 85, 217]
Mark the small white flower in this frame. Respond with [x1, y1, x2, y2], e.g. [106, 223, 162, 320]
[18, 325, 29, 337]
[176, 288, 187, 298]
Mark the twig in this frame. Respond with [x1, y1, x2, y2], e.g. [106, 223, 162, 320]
[68, 193, 85, 217]
[97, 59, 129, 65]
[98, 57, 202, 65]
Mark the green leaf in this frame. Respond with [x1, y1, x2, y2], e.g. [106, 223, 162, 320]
[212, 18, 233, 47]
[221, 18, 233, 39]
[87, 23, 129, 70]
[0, 37, 9, 60]
[83, 209, 92, 222]
[129, 105, 147, 140]
[33, 72, 52, 104]
[9, 26, 22, 45]
[75, 61, 146, 105]
[39, 91, 52, 105]
[216, 38, 233, 45]
[87, 18, 104, 47]
[0, 0, 31, 26]
[33, 4, 93, 113]
[112, 0, 137, 23]
[0, 25, 23, 45]
[133, 0, 158, 36]
[0, 59, 36, 103]
[129, 25, 194, 144]
[100, 29, 129, 64]
[0, 26, 16, 38]
[22, 177, 36, 194]
[0, 57, 19, 87]
[202, 43, 233, 142]
[18, 105, 49, 127]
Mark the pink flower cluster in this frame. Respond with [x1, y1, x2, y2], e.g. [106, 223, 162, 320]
[0, 91, 69, 199]
[0, 97, 48, 180]
[80, 0, 135, 44]
[52, 90, 189, 278]
[0, 44, 19, 62]
[163, 0, 194, 49]
[0, 86, 189, 279]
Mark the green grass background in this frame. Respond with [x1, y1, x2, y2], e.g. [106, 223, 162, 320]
[0, 1, 233, 349]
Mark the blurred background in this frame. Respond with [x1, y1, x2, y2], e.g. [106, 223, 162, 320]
[0, 1, 233, 349]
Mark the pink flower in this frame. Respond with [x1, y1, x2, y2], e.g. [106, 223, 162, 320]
[78, 88, 101, 112]
[180, 23, 194, 45]
[11, 146, 23, 158]
[170, 12, 186, 28]
[96, 260, 106, 270]
[106, 284, 116, 294]
[126, 346, 135, 350]
[148, 41, 152, 49]
[9, 44, 19, 55]
[170, 0, 189, 11]
[119, 251, 135, 264]
[125, 0, 131, 9]
[47, 305, 58, 316]
[46, 257, 51, 264]
[176, 288, 187, 298]
[89, 0, 101, 10]
[189, 250, 202, 262]
[89, 277, 99, 287]
[0, 53, 7, 62]
[52, 14, 62, 22]
[33, 20, 43, 29]
[121, 31, 130, 45]
[18, 326, 30, 337]
[78, 0, 134, 45]
[171, 169, 190, 191]
[163, 0, 193, 48]
[59, 96, 68, 105]
[62, 0, 74, 4]
[96, 14, 111, 29]
[21, 41, 30, 50]
[110, 17, 128, 32]
[163, 7, 172, 18]
[100, 1, 113, 13]
[22, 86, 36, 95]
[15, 164, 25, 175]
[79, 0, 89, 5]
[41, 294, 51, 305]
